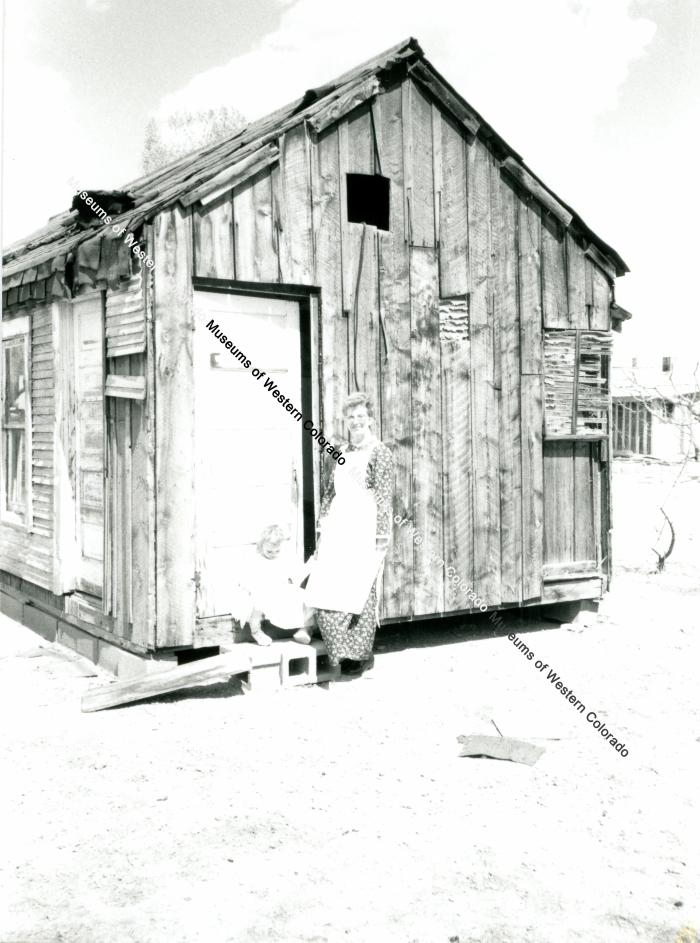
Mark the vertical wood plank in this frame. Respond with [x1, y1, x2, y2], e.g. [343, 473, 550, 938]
[585, 256, 594, 329]
[543, 441, 574, 565]
[520, 374, 544, 600]
[542, 215, 568, 328]
[410, 245, 443, 615]
[518, 197, 543, 375]
[129, 351, 151, 647]
[153, 205, 195, 648]
[566, 234, 588, 329]
[143, 224, 157, 646]
[340, 107, 379, 405]
[233, 178, 256, 280]
[590, 265, 611, 330]
[313, 127, 347, 444]
[53, 301, 77, 595]
[573, 441, 595, 562]
[438, 113, 469, 297]
[377, 84, 413, 619]
[407, 80, 435, 248]
[278, 124, 313, 284]
[494, 173, 522, 605]
[468, 140, 501, 608]
[437, 111, 472, 608]
[252, 171, 278, 282]
[192, 193, 234, 279]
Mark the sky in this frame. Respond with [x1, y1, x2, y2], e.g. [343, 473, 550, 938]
[2, 0, 699, 361]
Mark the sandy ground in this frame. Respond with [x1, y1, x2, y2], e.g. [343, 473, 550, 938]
[1, 457, 699, 943]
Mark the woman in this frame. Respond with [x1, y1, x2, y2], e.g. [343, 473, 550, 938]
[304, 392, 394, 678]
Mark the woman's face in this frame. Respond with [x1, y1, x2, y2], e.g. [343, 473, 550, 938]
[346, 404, 371, 442]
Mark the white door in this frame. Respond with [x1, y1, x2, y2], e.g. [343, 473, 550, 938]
[193, 291, 305, 617]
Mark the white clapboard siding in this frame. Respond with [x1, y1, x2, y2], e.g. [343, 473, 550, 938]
[105, 274, 145, 357]
[31, 306, 54, 540]
[0, 304, 55, 590]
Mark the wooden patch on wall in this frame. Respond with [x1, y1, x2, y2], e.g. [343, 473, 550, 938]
[543, 330, 612, 438]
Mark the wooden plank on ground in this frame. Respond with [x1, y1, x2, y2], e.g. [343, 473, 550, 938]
[154, 205, 196, 648]
[458, 734, 546, 766]
[410, 246, 443, 615]
[494, 171, 522, 605]
[542, 215, 568, 328]
[81, 650, 253, 713]
[377, 84, 413, 619]
[521, 374, 544, 601]
[468, 140, 500, 608]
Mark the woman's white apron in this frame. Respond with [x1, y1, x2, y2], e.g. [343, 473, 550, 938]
[303, 446, 385, 614]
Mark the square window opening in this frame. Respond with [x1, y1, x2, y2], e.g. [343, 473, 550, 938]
[346, 173, 390, 231]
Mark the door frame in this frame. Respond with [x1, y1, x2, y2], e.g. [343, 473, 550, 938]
[192, 277, 320, 560]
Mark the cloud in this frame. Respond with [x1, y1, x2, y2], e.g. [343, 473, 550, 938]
[1, 2, 93, 244]
[155, 0, 655, 163]
[84, 0, 112, 10]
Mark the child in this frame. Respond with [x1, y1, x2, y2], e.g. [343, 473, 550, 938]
[233, 524, 314, 646]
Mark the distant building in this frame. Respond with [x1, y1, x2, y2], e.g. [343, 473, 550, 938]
[611, 356, 700, 461]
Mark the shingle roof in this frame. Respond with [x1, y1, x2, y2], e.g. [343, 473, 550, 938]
[2, 37, 628, 283]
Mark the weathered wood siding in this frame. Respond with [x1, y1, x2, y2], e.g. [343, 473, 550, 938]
[186, 75, 615, 624]
[0, 304, 56, 591]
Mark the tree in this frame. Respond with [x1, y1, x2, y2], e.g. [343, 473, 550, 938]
[141, 105, 247, 175]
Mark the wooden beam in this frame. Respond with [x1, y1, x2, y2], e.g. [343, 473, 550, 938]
[81, 649, 253, 712]
[500, 158, 573, 229]
[307, 76, 381, 135]
[543, 560, 600, 581]
[408, 61, 480, 136]
[541, 576, 602, 603]
[180, 144, 279, 208]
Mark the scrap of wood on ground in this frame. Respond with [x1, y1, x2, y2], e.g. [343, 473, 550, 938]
[81, 650, 252, 713]
[457, 734, 546, 766]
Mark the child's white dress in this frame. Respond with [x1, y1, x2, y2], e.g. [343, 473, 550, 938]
[232, 550, 309, 630]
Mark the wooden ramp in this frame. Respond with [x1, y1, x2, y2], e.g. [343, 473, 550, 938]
[81, 649, 253, 713]
[81, 639, 338, 712]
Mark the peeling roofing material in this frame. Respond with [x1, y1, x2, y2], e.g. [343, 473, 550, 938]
[2, 37, 628, 286]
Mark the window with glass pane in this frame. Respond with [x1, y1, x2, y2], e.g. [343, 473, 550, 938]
[3, 335, 29, 521]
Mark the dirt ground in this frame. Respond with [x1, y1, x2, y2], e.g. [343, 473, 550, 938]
[2, 458, 699, 943]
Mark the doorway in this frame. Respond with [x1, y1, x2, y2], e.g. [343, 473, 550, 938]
[192, 283, 315, 618]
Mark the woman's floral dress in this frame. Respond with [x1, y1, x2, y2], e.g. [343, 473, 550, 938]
[312, 438, 394, 665]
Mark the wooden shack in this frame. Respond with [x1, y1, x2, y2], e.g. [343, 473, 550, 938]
[0, 38, 629, 670]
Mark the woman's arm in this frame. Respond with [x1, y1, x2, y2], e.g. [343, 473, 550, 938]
[369, 443, 394, 548]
